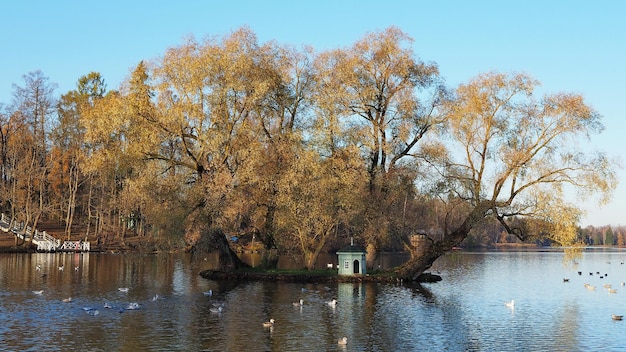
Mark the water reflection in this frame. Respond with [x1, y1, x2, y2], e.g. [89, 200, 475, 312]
[2, 249, 626, 350]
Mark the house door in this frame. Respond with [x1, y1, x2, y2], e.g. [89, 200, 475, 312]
[353, 260, 359, 274]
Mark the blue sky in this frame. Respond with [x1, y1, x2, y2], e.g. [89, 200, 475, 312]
[1, 0, 624, 227]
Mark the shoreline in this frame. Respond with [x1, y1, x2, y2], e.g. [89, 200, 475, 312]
[199, 269, 442, 284]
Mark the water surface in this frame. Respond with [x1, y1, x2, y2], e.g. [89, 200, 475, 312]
[1, 248, 626, 351]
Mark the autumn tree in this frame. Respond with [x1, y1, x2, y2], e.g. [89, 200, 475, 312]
[52, 72, 106, 239]
[9, 71, 57, 233]
[313, 27, 446, 264]
[395, 72, 617, 280]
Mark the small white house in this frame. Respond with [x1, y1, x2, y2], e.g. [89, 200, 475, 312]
[336, 243, 367, 276]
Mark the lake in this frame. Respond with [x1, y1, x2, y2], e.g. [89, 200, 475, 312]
[1, 248, 626, 351]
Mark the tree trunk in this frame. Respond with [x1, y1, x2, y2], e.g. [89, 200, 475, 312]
[395, 201, 493, 280]
[193, 226, 249, 272]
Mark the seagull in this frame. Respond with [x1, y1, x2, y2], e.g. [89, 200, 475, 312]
[209, 306, 223, 314]
[62, 297, 72, 303]
[293, 299, 304, 307]
[327, 298, 338, 307]
[612, 314, 623, 321]
[118, 287, 129, 293]
[126, 302, 140, 310]
[338, 337, 348, 345]
[58, 265, 64, 271]
[505, 300, 515, 308]
[104, 303, 113, 309]
[32, 290, 44, 295]
[203, 290, 213, 296]
[74, 266, 79, 271]
[35, 264, 41, 271]
[262, 319, 275, 327]
[151, 294, 160, 301]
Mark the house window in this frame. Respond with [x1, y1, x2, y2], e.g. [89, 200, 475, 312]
[344, 261, 350, 269]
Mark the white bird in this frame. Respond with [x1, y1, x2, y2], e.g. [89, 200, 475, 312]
[61, 297, 72, 303]
[151, 294, 160, 301]
[104, 303, 113, 309]
[203, 290, 213, 296]
[74, 266, 79, 271]
[338, 337, 348, 345]
[209, 306, 223, 314]
[87, 309, 100, 316]
[293, 299, 304, 307]
[612, 314, 623, 321]
[32, 290, 44, 295]
[58, 265, 64, 271]
[505, 300, 515, 308]
[327, 298, 338, 307]
[262, 318, 275, 327]
[35, 264, 41, 271]
[118, 287, 129, 293]
[126, 302, 140, 310]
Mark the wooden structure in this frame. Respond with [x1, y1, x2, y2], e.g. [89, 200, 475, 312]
[0, 213, 90, 252]
[337, 240, 367, 276]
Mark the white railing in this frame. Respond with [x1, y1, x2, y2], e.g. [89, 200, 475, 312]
[59, 241, 90, 251]
[1, 213, 90, 252]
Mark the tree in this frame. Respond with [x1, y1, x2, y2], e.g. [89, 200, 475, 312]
[9, 71, 57, 234]
[313, 27, 446, 264]
[395, 72, 617, 280]
[52, 72, 106, 239]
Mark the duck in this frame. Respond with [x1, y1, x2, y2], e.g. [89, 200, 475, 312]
[338, 336, 348, 345]
[505, 300, 515, 308]
[292, 299, 304, 307]
[612, 314, 623, 321]
[608, 288, 618, 294]
[327, 298, 338, 307]
[262, 318, 275, 327]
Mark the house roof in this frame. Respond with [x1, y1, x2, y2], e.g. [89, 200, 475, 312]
[336, 245, 367, 254]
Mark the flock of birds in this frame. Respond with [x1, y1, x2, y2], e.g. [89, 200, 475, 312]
[31, 262, 349, 347]
[204, 287, 346, 346]
[504, 260, 626, 321]
[30, 262, 162, 317]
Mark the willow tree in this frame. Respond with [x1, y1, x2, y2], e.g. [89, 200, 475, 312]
[313, 27, 446, 262]
[236, 44, 316, 268]
[396, 72, 617, 280]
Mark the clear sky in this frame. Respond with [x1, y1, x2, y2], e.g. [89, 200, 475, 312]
[1, 0, 624, 227]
